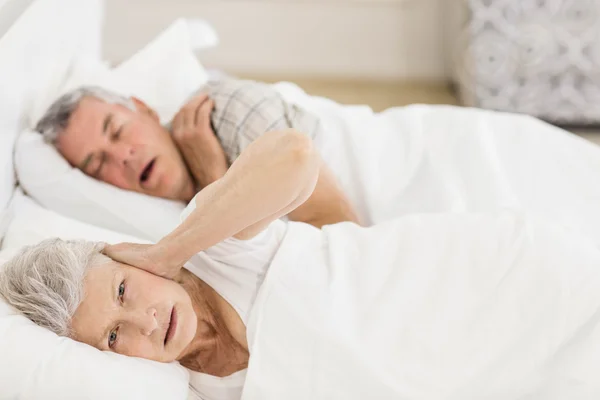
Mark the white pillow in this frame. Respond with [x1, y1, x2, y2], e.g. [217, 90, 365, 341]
[0, 0, 104, 242]
[30, 18, 215, 126]
[16, 18, 216, 241]
[1, 190, 148, 248]
[110, 18, 216, 124]
[16, 130, 184, 241]
[0, 191, 190, 400]
[0, 129, 15, 241]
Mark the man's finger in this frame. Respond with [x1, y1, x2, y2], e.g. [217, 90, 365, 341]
[182, 93, 208, 111]
[171, 111, 184, 138]
[187, 95, 210, 129]
[182, 105, 194, 133]
[183, 97, 205, 132]
[103, 243, 145, 266]
[176, 94, 207, 134]
[195, 99, 215, 128]
[188, 93, 209, 106]
[103, 243, 176, 279]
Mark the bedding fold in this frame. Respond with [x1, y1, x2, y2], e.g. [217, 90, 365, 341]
[243, 211, 600, 399]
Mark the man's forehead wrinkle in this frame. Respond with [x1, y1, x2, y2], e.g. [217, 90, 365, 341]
[70, 96, 106, 126]
[64, 97, 108, 167]
[64, 97, 91, 132]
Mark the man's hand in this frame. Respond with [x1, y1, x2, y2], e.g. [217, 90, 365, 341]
[172, 93, 229, 189]
[106, 129, 320, 277]
[103, 242, 182, 280]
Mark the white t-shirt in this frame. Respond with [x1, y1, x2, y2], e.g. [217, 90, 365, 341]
[180, 197, 288, 400]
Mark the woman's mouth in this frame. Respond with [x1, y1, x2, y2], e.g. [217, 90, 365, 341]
[164, 306, 177, 346]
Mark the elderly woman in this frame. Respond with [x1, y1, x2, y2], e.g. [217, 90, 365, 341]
[0, 128, 317, 398]
[3, 130, 600, 399]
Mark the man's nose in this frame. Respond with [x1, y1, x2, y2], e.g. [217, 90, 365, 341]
[111, 144, 135, 167]
[134, 308, 158, 336]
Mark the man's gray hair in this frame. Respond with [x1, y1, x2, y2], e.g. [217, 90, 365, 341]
[0, 239, 109, 337]
[35, 86, 135, 144]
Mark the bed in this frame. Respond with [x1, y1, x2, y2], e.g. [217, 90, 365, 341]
[5, 0, 600, 399]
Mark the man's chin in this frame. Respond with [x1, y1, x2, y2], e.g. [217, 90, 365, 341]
[138, 175, 195, 203]
[176, 181, 197, 203]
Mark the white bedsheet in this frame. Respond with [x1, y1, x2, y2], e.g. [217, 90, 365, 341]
[275, 83, 600, 245]
[243, 211, 600, 399]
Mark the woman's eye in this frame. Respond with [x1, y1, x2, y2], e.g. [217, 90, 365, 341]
[118, 281, 125, 301]
[108, 329, 118, 348]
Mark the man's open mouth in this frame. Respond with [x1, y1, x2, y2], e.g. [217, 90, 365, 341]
[140, 158, 156, 184]
[164, 306, 177, 346]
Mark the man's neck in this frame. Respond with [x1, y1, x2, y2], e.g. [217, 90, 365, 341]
[179, 177, 197, 203]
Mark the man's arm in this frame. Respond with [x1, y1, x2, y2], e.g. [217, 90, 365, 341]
[206, 79, 360, 227]
[105, 129, 320, 278]
[287, 160, 360, 227]
[165, 129, 318, 253]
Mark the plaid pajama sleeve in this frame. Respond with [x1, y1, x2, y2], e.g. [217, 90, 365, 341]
[203, 78, 323, 163]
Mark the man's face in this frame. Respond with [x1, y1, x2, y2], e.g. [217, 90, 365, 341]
[71, 260, 198, 363]
[56, 97, 195, 201]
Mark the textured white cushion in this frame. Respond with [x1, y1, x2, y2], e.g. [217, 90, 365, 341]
[16, 18, 215, 241]
[0, 191, 190, 400]
[451, 1, 600, 124]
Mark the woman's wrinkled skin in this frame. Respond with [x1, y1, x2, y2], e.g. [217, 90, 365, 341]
[71, 261, 248, 376]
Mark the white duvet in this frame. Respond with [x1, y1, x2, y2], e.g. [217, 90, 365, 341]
[243, 211, 600, 399]
[16, 80, 600, 246]
[9, 70, 600, 400]
[275, 84, 600, 246]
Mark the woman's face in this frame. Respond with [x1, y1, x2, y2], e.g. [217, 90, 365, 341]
[70, 260, 197, 363]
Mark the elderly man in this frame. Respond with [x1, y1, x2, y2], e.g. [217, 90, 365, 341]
[35, 78, 359, 228]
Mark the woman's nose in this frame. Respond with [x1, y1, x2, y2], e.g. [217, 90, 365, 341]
[135, 308, 158, 336]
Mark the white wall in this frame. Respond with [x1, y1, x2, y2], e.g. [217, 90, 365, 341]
[104, 0, 450, 81]
[0, 0, 35, 38]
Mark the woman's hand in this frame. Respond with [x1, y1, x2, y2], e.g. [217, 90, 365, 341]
[103, 242, 182, 280]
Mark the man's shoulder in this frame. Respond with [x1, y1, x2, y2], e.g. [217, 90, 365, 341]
[206, 77, 280, 106]
[207, 78, 287, 151]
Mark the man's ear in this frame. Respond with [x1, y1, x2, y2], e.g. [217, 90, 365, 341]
[131, 97, 160, 122]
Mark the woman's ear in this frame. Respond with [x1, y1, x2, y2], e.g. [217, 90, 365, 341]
[131, 97, 160, 122]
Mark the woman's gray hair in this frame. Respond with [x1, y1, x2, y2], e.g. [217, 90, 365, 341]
[35, 86, 135, 144]
[0, 239, 109, 337]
